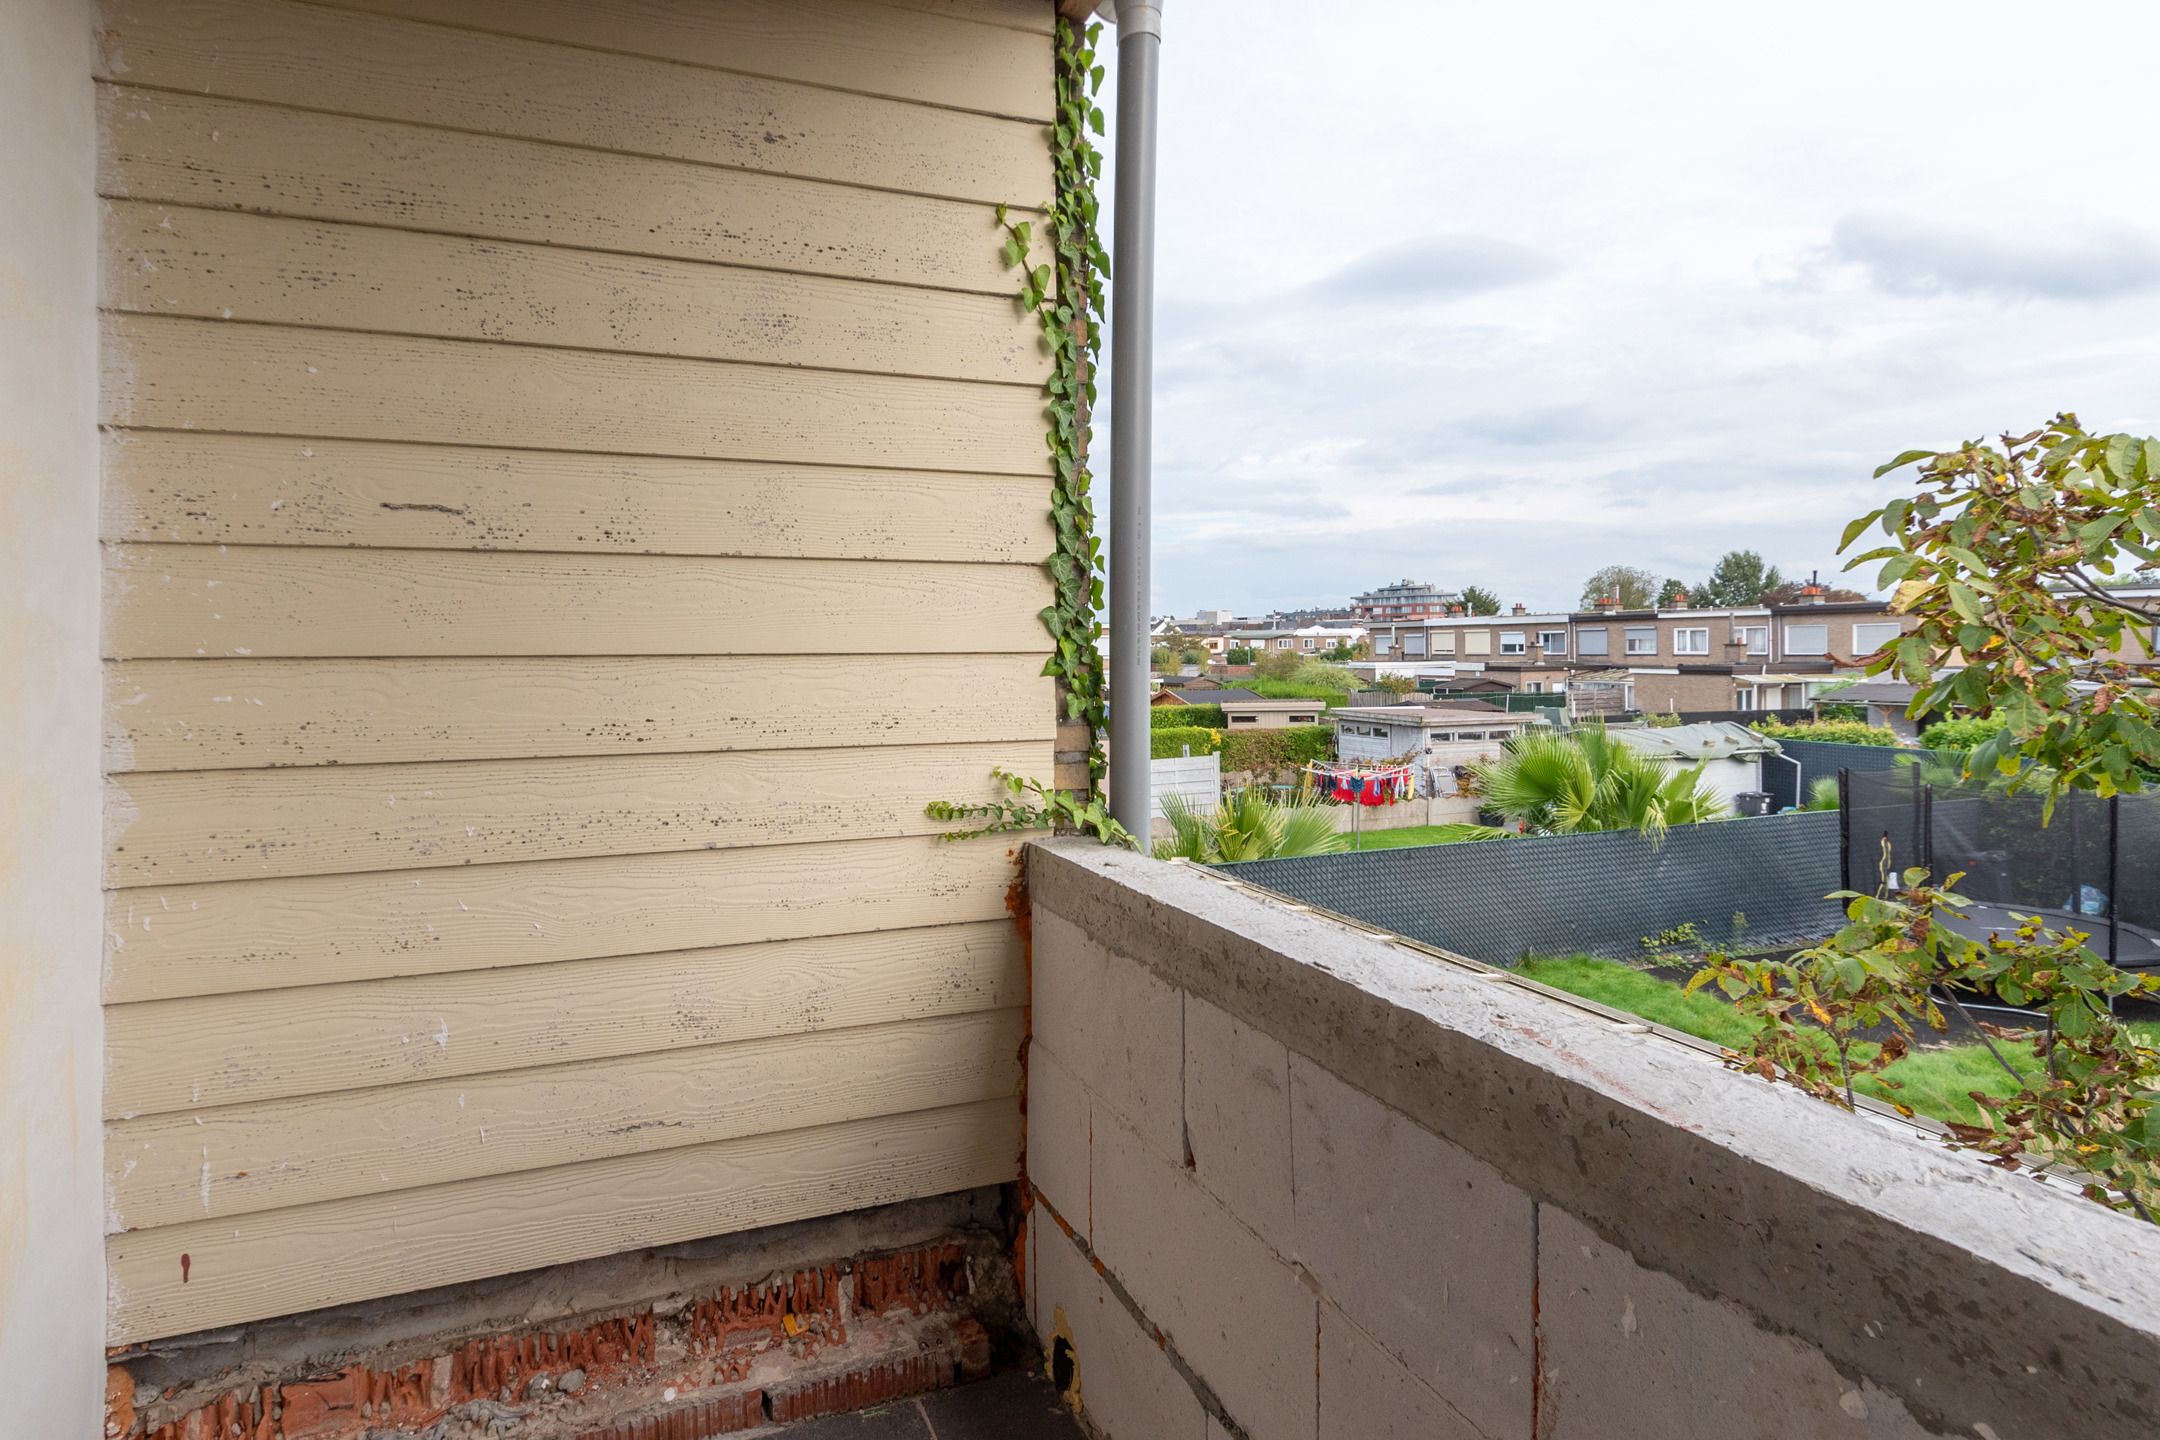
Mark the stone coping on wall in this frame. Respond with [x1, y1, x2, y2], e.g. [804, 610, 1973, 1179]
[1025, 840, 2160, 1440]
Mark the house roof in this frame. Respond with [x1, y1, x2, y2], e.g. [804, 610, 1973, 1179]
[1611, 721, 1779, 762]
[1825, 679, 1919, 706]
[1330, 705, 1538, 727]
[1163, 687, 1262, 704]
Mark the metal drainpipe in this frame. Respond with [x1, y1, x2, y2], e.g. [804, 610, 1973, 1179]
[1106, 0, 1162, 841]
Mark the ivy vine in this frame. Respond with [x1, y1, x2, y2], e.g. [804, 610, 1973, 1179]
[924, 19, 1120, 848]
[999, 16, 1109, 785]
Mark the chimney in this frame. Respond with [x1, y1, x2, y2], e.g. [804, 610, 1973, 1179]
[1669, 588, 1689, 609]
[1449, 603, 1466, 616]
[1510, 602, 1527, 615]
[1801, 569, 1826, 605]
[1595, 596, 1618, 613]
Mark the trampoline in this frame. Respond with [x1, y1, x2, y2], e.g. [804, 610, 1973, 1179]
[1839, 765, 2160, 974]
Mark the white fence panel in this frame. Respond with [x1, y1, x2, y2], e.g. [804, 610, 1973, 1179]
[1151, 753, 1221, 821]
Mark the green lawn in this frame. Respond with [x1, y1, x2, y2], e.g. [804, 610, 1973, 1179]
[1341, 823, 1498, 852]
[1513, 954, 2160, 1127]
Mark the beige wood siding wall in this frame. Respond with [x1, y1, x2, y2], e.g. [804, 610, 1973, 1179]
[96, 0, 1053, 1343]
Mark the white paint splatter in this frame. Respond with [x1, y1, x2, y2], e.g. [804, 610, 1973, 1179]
[433, 1018, 449, 1049]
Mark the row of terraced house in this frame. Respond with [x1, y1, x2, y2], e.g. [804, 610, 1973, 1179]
[1363, 592, 1921, 716]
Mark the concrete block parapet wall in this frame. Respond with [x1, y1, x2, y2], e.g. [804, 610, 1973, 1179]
[1022, 840, 2160, 1440]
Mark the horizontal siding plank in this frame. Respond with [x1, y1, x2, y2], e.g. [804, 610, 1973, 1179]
[315, 0, 1052, 120]
[103, 544, 1053, 659]
[101, 203, 1043, 384]
[105, 833, 1023, 1002]
[99, 87, 1026, 293]
[104, 654, 1053, 772]
[97, 0, 1048, 203]
[105, 921, 1022, 1115]
[104, 317, 1048, 475]
[101, 431, 1050, 560]
[108, 740, 1048, 884]
[109, 1008, 1023, 1228]
[883, 0, 1055, 34]
[107, 1096, 1021, 1342]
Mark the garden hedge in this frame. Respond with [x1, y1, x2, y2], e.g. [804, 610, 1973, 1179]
[1150, 703, 1227, 730]
[1748, 717, 1900, 747]
[1150, 726, 1222, 759]
[1220, 723, 1335, 774]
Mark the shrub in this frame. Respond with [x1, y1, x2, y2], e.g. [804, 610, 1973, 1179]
[1150, 725, 1221, 759]
[1748, 717, 1900, 747]
[1150, 702, 1225, 729]
[1920, 714, 2008, 753]
[1154, 789, 1347, 863]
[1219, 723, 1334, 775]
[1225, 646, 1256, 665]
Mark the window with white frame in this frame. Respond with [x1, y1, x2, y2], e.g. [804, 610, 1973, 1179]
[1732, 624, 1769, 656]
[1784, 623, 1829, 656]
[1276, 638, 1294, 649]
[1537, 629, 1567, 655]
[1674, 627, 1710, 655]
[1624, 626, 1657, 655]
[1499, 631, 1527, 656]
[1851, 621, 1901, 655]
[1402, 633, 1424, 656]
[1302, 637, 1316, 650]
[1432, 630, 1456, 654]
[1465, 631, 1492, 655]
[1374, 634, 1392, 654]
[1576, 627, 1608, 656]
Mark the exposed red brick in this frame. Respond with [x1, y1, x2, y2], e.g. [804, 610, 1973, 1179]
[278, 1360, 438, 1438]
[854, 1243, 968, 1317]
[765, 1352, 951, 1424]
[685, 1266, 842, 1356]
[144, 1385, 276, 1440]
[572, 1395, 766, 1440]
[106, 1365, 134, 1438]
[451, 1313, 653, 1403]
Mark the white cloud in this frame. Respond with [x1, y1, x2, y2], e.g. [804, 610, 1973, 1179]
[1091, 1, 2160, 614]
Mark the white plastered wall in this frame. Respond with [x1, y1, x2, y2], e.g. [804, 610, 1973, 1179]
[0, 0, 106, 1430]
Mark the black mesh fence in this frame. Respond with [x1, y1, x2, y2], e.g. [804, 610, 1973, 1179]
[1841, 768, 2160, 972]
[1219, 810, 1844, 966]
[1764, 738, 1911, 811]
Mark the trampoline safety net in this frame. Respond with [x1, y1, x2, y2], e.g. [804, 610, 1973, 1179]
[1839, 764, 2160, 972]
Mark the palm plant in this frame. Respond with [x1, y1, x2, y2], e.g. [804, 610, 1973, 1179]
[1464, 728, 1728, 843]
[1154, 788, 1349, 863]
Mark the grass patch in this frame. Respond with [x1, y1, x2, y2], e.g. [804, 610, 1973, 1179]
[1340, 823, 1500, 852]
[1513, 954, 2160, 1127]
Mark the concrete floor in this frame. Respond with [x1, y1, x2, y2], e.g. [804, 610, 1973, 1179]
[770, 1367, 1086, 1439]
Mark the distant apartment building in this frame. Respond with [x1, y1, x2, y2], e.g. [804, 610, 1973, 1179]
[1350, 578, 1461, 622]
[1363, 595, 1920, 716]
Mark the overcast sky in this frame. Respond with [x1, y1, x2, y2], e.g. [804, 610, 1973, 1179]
[1093, 3, 2160, 616]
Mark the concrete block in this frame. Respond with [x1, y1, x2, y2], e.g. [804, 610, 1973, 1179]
[1290, 1058, 1533, 1440]
[1028, 1040, 1093, 1235]
[1318, 1303, 1484, 1440]
[1093, 1107, 1315, 1440]
[1183, 996, 1294, 1248]
[1035, 1217, 1206, 1440]
[1033, 908, 1185, 1161]
[1536, 1205, 1934, 1440]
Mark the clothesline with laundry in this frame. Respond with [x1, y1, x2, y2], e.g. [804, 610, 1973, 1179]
[1303, 762, 1417, 806]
